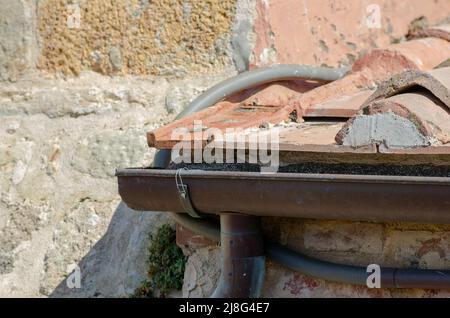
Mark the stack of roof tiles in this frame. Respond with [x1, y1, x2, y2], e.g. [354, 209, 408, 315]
[148, 24, 450, 159]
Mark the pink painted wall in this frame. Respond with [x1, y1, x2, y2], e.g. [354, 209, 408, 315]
[251, 0, 450, 68]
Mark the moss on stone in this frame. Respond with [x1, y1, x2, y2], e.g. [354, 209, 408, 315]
[132, 224, 187, 298]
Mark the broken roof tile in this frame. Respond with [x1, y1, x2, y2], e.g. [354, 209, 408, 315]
[336, 67, 450, 149]
[351, 38, 450, 77]
[335, 67, 450, 147]
[373, 93, 450, 144]
[361, 67, 450, 109]
[409, 23, 450, 42]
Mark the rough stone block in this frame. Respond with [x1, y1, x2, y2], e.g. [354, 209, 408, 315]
[182, 246, 220, 298]
[176, 224, 216, 250]
[0, 0, 36, 81]
[37, 0, 238, 76]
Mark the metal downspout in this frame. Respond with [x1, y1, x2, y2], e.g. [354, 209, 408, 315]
[211, 214, 265, 298]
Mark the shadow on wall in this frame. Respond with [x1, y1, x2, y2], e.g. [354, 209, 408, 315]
[50, 202, 171, 298]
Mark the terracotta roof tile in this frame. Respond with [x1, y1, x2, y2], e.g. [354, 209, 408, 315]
[147, 101, 294, 149]
[336, 91, 450, 148]
[289, 37, 450, 118]
[351, 38, 450, 75]
[302, 89, 373, 117]
[361, 67, 450, 109]
[336, 67, 450, 148]
[208, 122, 378, 155]
[234, 38, 450, 117]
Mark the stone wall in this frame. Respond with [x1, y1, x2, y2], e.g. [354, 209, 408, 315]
[1, 0, 449, 298]
[0, 0, 37, 81]
[0, 71, 233, 297]
[37, 0, 238, 76]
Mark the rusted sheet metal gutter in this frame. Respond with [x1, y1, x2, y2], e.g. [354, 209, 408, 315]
[117, 168, 450, 224]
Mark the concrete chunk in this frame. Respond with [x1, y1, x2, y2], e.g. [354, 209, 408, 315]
[336, 91, 450, 148]
[338, 111, 430, 149]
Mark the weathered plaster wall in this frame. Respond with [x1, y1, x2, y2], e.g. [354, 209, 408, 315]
[251, 0, 450, 68]
[5, 0, 449, 78]
[0, 72, 233, 297]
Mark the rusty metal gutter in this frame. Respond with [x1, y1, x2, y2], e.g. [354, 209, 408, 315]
[117, 168, 450, 224]
[117, 168, 450, 295]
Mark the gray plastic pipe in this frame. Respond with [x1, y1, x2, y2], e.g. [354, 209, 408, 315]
[152, 64, 450, 291]
[177, 64, 348, 118]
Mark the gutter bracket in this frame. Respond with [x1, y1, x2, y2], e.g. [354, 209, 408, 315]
[176, 168, 202, 218]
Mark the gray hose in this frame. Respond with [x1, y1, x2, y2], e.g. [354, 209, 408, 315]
[266, 242, 369, 286]
[171, 213, 369, 286]
[154, 64, 349, 168]
[172, 213, 368, 285]
[177, 64, 349, 118]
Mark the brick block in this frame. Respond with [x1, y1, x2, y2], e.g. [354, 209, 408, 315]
[303, 220, 383, 254]
[176, 223, 216, 249]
